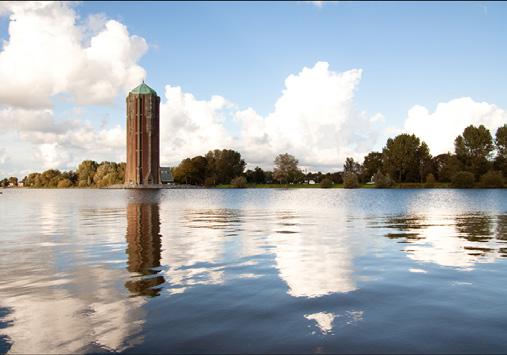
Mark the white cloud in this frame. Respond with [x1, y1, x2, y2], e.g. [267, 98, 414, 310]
[0, 1, 148, 109]
[403, 97, 507, 155]
[160, 62, 383, 170]
[159, 85, 234, 166]
[0, 1, 147, 175]
[0, 107, 125, 172]
[0, 147, 6, 164]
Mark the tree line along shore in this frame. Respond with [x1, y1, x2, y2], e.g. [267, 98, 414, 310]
[2, 123, 506, 189]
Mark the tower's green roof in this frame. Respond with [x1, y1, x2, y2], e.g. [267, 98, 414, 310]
[130, 81, 157, 95]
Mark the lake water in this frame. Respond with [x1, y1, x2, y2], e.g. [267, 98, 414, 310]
[1, 189, 507, 354]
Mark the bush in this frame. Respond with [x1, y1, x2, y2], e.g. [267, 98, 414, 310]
[231, 176, 247, 188]
[320, 177, 333, 188]
[425, 173, 436, 188]
[343, 172, 359, 189]
[57, 178, 73, 188]
[452, 171, 475, 188]
[204, 177, 216, 187]
[373, 170, 393, 188]
[480, 170, 504, 188]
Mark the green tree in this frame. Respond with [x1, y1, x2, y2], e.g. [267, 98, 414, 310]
[480, 171, 504, 188]
[231, 176, 247, 188]
[432, 153, 459, 182]
[172, 156, 208, 185]
[39, 169, 62, 188]
[320, 177, 333, 188]
[362, 152, 383, 182]
[273, 153, 301, 184]
[8, 176, 18, 186]
[93, 162, 124, 187]
[455, 124, 494, 179]
[343, 157, 363, 178]
[22, 173, 41, 187]
[494, 125, 507, 177]
[205, 149, 246, 185]
[382, 134, 432, 182]
[77, 160, 98, 187]
[452, 171, 475, 188]
[373, 170, 393, 188]
[495, 124, 507, 158]
[343, 172, 359, 188]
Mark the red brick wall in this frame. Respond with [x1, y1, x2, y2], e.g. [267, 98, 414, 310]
[125, 93, 160, 185]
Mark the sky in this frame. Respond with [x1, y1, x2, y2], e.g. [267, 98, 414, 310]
[0, 1, 506, 177]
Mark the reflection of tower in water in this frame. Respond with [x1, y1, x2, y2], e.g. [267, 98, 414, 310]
[125, 201, 165, 296]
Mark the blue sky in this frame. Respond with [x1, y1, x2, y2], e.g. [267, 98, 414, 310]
[77, 1, 507, 118]
[0, 1, 506, 176]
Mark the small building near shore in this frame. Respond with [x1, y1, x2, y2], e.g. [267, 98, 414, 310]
[160, 167, 174, 184]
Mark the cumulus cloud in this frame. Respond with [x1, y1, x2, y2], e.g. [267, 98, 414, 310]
[159, 85, 235, 165]
[0, 107, 125, 171]
[403, 97, 507, 155]
[0, 147, 6, 164]
[0, 1, 147, 175]
[0, 1, 147, 109]
[160, 61, 383, 170]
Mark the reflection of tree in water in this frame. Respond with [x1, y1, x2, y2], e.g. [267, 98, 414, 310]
[455, 215, 492, 242]
[382, 214, 507, 268]
[125, 202, 165, 297]
[496, 215, 507, 241]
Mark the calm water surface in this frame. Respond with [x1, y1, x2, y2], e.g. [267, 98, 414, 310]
[1, 189, 507, 354]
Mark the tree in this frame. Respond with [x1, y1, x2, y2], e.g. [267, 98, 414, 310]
[496, 124, 507, 157]
[455, 124, 494, 179]
[93, 162, 121, 187]
[173, 155, 207, 185]
[494, 125, 507, 177]
[0, 178, 8, 188]
[432, 153, 462, 182]
[382, 134, 431, 183]
[22, 173, 42, 187]
[452, 171, 475, 188]
[231, 176, 247, 188]
[480, 171, 504, 188]
[344, 157, 363, 181]
[77, 160, 98, 187]
[39, 169, 62, 187]
[8, 176, 18, 186]
[320, 177, 333, 188]
[373, 170, 393, 188]
[343, 172, 359, 188]
[205, 149, 246, 185]
[362, 152, 383, 182]
[252, 167, 266, 184]
[424, 173, 436, 188]
[273, 153, 301, 184]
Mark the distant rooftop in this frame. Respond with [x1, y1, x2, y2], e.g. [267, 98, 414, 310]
[130, 81, 157, 95]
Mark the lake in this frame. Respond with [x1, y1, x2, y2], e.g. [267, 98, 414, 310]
[1, 188, 507, 354]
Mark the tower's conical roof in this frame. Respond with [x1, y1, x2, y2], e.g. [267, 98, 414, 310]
[130, 81, 157, 95]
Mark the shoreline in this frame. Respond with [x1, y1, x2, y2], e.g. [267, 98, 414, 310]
[2, 183, 506, 190]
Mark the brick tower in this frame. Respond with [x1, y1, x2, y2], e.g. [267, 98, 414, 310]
[125, 81, 160, 186]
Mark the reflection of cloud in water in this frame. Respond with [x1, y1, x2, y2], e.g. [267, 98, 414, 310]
[0, 200, 151, 353]
[270, 212, 357, 298]
[384, 214, 507, 269]
[305, 310, 364, 335]
[1, 267, 146, 354]
[160, 209, 231, 294]
[305, 312, 336, 334]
